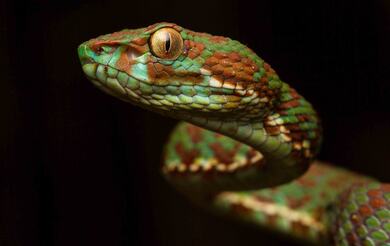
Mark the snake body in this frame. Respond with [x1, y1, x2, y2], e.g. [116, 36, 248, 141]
[78, 23, 389, 245]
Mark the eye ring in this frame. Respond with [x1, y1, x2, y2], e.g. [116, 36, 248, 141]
[150, 28, 183, 60]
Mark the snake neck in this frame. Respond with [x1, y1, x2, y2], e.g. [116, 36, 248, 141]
[177, 81, 322, 187]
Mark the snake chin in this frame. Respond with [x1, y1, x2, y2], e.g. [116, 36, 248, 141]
[81, 62, 173, 111]
[82, 63, 133, 102]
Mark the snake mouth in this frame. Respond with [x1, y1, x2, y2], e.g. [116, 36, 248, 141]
[81, 62, 184, 114]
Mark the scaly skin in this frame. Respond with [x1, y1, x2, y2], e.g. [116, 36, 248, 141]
[78, 23, 390, 245]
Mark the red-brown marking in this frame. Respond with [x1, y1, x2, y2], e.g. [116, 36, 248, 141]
[264, 126, 281, 135]
[147, 62, 203, 85]
[367, 189, 381, 197]
[145, 22, 181, 32]
[312, 207, 326, 222]
[346, 232, 358, 245]
[369, 197, 386, 209]
[291, 221, 310, 236]
[285, 124, 302, 132]
[266, 214, 279, 226]
[174, 143, 199, 165]
[203, 51, 260, 85]
[131, 37, 148, 46]
[90, 40, 121, 51]
[381, 184, 390, 192]
[187, 124, 202, 143]
[116, 51, 132, 72]
[278, 100, 300, 109]
[187, 31, 213, 40]
[210, 35, 228, 43]
[358, 204, 373, 217]
[287, 195, 311, 209]
[184, 40, 205, 59]
[246, 149, 258, 163]
[263, 62, 271, 71]
[253, 195, 274, 203]
[228, 52, 241, 62]
[204, 57, 219, 66]
[297, 115, 311, 121]
[209, 142, 240, 164]
[231, 203, 252, 215]
[211, 64, 225, 75]
[297, 177, 316, 188]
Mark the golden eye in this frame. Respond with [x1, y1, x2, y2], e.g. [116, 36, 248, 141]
[150, 28, 183, 60]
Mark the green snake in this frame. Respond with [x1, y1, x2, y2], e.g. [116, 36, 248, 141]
[78, 22, 390, 245]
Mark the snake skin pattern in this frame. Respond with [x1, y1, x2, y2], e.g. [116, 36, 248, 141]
[78, 22, 390, 245]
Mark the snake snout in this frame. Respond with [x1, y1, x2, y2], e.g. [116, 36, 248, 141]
[78, 43, 96, 65]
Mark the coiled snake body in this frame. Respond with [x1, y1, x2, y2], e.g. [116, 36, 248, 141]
[78, 23, 389, 245]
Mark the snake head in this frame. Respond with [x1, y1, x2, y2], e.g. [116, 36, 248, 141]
[78, 22, 284, 121]
[79, 23, 323, 193]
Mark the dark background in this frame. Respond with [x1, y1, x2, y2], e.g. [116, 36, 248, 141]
[1, 0, 389, 245]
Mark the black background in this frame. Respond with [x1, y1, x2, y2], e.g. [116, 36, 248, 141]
[1, 0, 389, 245]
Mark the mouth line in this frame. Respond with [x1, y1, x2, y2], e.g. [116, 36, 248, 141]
[83, 63, 137, 97]
[82, 62, 259, 108]
[83, 62, 254, 97]
[82, 62, 174, 110]
[83, 61, 141, 82]
[82, 63, 262, 122]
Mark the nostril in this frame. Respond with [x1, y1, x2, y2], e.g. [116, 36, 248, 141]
[77, 43, 95, 64]
[90, 43, 104, 54]
[95, 46, 104, 54]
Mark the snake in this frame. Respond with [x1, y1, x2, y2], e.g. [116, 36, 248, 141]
[77, 22, 389, 245]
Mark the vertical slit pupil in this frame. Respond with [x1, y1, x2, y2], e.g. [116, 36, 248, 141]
[165, 33, 171, 53]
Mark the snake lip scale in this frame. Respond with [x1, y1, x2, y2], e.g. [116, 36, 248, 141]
[78, 22, 390, 245]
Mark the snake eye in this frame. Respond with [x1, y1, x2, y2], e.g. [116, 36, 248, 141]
[150, 28, 183, 60]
